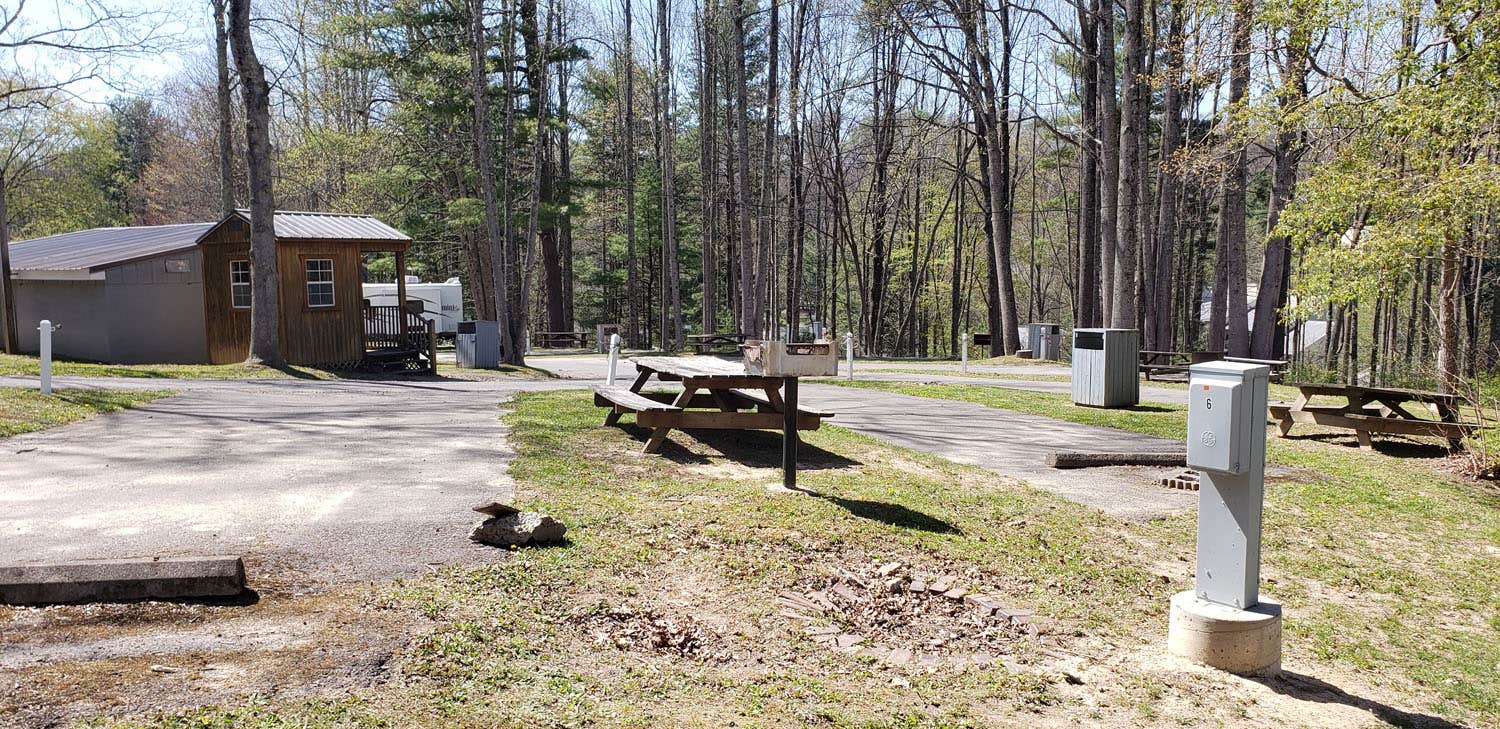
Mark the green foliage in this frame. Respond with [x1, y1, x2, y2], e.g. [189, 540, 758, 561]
[7, 108, 127, 238]
[1277, 5, 1500, 318]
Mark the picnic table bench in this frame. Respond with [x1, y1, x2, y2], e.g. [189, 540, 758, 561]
[686, 332, 747, 354]
[533, 331, 592, 349]
[1268, 382, 1485, 450]
[593, 356, 834, 455]
[1139, 351, 1288, 382]
[1139, 350, 1224, 381]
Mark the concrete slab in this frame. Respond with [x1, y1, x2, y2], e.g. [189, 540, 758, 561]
[0, 556, 245, 605]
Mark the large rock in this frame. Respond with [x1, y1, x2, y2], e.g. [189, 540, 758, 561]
[470, 511, 567, 547]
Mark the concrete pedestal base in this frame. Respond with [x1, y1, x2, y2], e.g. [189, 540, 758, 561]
[1167, 591, 1281, 676]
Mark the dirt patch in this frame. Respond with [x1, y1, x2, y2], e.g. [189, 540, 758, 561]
[779, 560, 1047, 666]
[573, 604, 732, 661]
[0, 585, 419, 728]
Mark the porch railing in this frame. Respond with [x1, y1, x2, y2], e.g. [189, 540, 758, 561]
[363, 304, 437, 373]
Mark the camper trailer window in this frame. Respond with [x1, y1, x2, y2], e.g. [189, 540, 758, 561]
[305, 258, 335, 308]
[230, 260, 251, 309]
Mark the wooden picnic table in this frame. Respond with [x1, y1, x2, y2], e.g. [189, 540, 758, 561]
[593, 356, 834, 487]
[1268, 381, 1480, 450]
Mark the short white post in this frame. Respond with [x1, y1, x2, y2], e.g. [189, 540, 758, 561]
[606, 332, 621, 386]
[38, 320, 54, 395]
[960, 332, 969, 373]
[844, 331, 855, 381]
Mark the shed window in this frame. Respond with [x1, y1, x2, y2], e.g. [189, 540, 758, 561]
[229, 260, 251, 309]
[305, 258, 335, 308]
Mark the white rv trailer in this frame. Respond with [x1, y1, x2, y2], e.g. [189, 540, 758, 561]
[362, 276, 463, 337]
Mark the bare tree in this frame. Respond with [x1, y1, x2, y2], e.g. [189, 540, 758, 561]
[656, 0, 682, 349]
[467, 0, 520, 364]
[212, 0, 236, 217]
[227, 0, 283, 366]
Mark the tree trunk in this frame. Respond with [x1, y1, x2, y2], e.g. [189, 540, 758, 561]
[658, 0, 682, 349]
[0, 173, 15, 354]
[624, 0, 640, 345]
[467, 0, 520, 364]
[1112, 0, 1143, 328]
[1437, 238, 1462, 392]
[228, 0, 283, 367]
[1222, 0, 1253, 357]
[213, 0, 236, 218]
[1096, 0, 1119, 326]
[731, 0, 755, 337]
[1074, 0, 1100, 328]
[1146, 0, 1185, 351]
[698, 0, 717, 334]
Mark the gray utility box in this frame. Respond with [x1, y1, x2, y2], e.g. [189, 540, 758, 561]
[1071, 328, 1140, 407]
[1025, 323, 1062, 361]
[1186, 360, 1271, 609]
[456, 320, 500, 369]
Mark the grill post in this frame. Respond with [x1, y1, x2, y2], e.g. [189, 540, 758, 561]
[782, 377, 799, 490]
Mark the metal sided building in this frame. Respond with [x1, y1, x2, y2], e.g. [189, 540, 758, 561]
[7, 210, 425, 367]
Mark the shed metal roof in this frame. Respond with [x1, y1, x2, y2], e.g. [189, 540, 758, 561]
[7, 223, 214, 272]
[6, 211, 411, 274]
[222, 210, 412, 242]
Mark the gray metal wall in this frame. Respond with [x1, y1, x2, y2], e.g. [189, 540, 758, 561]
[103, 251, 208, 363]
[14, 280, 112, 361]
[12, 250, 209, 364]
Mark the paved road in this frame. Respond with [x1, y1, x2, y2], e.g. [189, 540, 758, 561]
[800, 384, 1193, 519]
[527, 354, 1194, 519]
[0, 375, 572, 582]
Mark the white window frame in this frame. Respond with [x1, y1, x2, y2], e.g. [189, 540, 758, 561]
[229, 260, 251, 309]
[305, 258, 336, 308]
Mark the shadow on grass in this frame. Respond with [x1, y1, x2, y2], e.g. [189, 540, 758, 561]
[1249, 671, 1468, 729]
[1281, 432, 1454, 459]
[618, 424, 862, 471]
[1119, 403, 1177, 413]
[800, 492, 963, 534]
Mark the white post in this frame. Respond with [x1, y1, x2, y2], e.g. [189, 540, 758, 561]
[960, 332, 969, 373]
[844, 331, 855, 381]
[38, 320, 53, 395]
[607, 332, 621, 386]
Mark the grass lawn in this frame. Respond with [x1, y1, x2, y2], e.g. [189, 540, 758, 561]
[0, 353, 551, 381]
[90, 386, 1497, 728]
[0, 386, 172, 437]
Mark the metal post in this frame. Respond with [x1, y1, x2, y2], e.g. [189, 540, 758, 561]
[960, 332, 969, 372]
[844, 331, 854, 381]
[782, 377, 798, 490]
[38, 319, 52, 395]
[606, 333, 621, 385]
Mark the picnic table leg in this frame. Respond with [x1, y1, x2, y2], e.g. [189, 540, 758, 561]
[782, 377, 798, 490]
[642, 385, 696, 454]
[1275, 414, 1293, 436]
[1355, 429, 1374, 451]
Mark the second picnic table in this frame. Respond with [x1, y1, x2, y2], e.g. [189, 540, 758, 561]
[1268, 381, 1480, 450]
[593, 356, 835, 487]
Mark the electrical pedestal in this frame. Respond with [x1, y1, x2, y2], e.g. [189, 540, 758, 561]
[1168, 360, 1281, 676]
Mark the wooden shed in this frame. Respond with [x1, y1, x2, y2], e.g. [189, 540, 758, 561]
[7, 210, 432, 369]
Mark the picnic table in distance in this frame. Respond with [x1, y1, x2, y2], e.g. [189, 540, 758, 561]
[685, 332, 747, 354]
[593, 356, 834, 454]
[1267, 381, 1485, 450]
